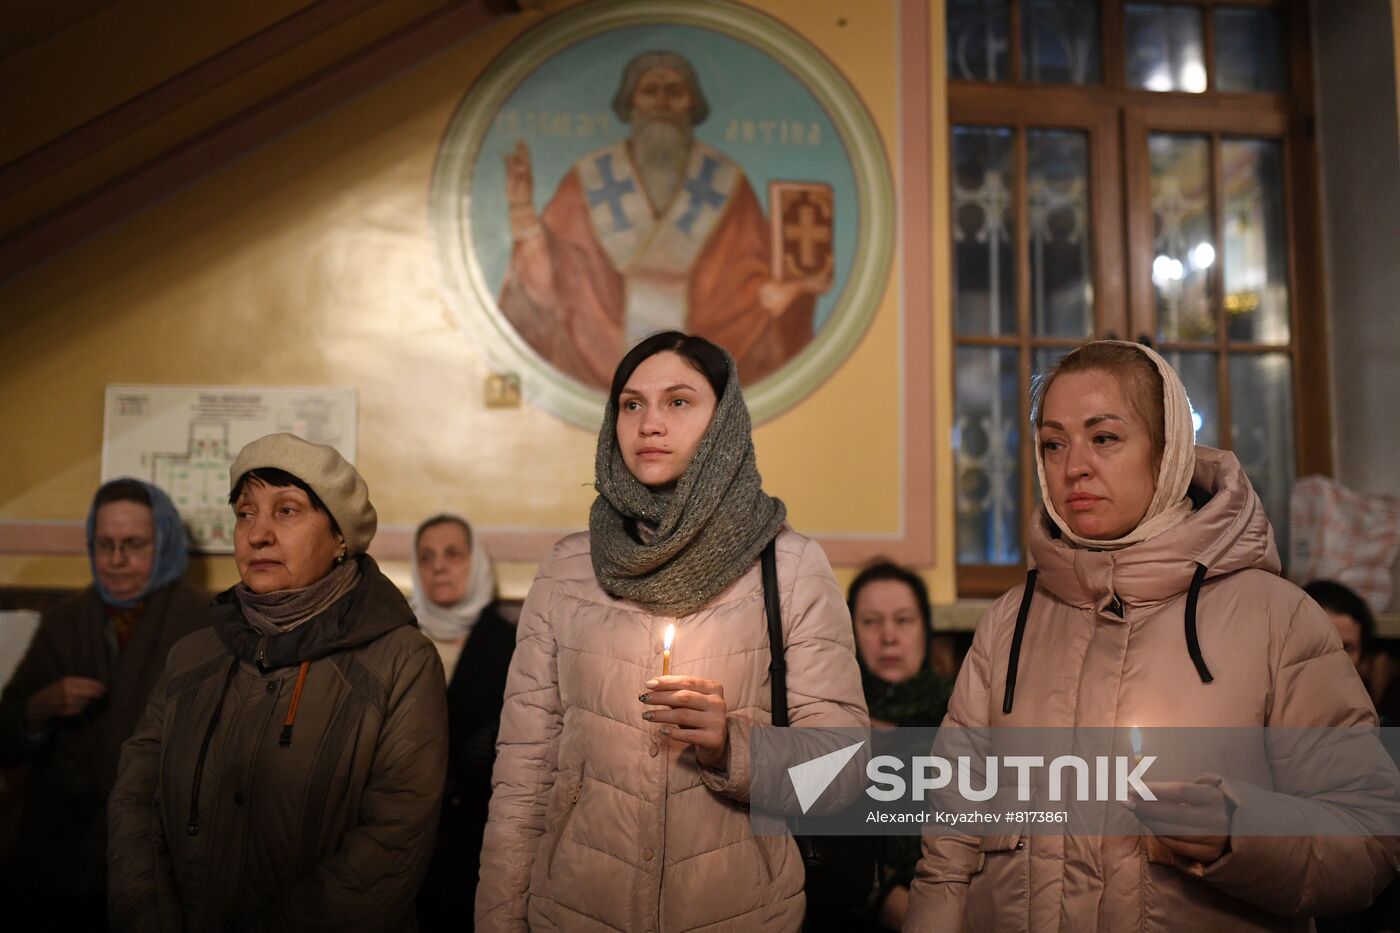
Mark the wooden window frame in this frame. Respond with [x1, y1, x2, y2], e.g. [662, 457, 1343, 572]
[950, 0, 1330, 597]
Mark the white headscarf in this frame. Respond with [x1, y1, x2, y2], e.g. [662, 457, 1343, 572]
[1035, 341, 1197, 550]
[409, 516, 496, 642]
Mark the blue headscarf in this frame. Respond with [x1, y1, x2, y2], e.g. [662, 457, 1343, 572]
[86, 478, 191, 608]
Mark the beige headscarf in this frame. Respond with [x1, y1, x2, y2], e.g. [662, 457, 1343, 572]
[410, 515, 496, 643]
[1034, 340, 1197, 550]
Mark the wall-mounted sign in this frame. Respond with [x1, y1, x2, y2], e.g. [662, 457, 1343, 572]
[102, 385, 357, 552]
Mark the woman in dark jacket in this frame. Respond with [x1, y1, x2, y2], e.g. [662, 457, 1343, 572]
[0, 478, 206, 928]
[848, 561, 954, 931]
[410, 513, 515, 932]
[108, 433, 448, 932]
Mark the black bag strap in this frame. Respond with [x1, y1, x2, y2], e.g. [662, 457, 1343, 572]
[761, 537, 789, 727]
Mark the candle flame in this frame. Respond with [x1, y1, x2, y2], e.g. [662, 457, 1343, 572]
[663, 623, 675, 651]
[1130, 726, 1142, 757]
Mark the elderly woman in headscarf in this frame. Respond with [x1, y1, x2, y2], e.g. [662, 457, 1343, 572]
[906, 341, 1399, 932]
[107, 433, 448, 932]
[0, 479, 206, 928]
[475, 331, 869, 932]
[410, 513, 515, 932]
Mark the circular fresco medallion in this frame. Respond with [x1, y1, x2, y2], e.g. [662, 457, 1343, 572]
[432, 0, 893, 426]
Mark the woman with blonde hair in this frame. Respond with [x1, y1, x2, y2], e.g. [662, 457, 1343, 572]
[908, 340, 1398, 931]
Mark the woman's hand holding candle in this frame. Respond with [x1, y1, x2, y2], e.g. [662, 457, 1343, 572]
[1127, 780, 1231, 865]
[639, 676, 730, 769]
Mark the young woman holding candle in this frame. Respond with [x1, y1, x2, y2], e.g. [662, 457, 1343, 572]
[907, 341, 1399, 931]
[475, 331, 868, 932]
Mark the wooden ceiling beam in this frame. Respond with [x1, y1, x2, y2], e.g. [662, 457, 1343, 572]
[0, 0, 516, 282]
[0, 0, 388, 203]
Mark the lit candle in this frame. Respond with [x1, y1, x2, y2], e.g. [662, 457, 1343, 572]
[1130, 726, 1143, 766]
[662, 623, 675, 676]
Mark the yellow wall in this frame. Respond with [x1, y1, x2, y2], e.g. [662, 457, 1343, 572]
[1394, 0, 1400, 145]
[0, 0, 957, 602]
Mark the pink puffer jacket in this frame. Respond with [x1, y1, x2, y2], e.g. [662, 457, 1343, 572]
[907, 447, 1399, 932]
[475, 529, 868, 932]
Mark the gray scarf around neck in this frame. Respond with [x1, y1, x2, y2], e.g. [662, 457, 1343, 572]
[234, 558, 361, 636]
[589, 353, 786, 616]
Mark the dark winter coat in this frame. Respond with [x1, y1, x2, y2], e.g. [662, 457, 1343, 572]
[0, 580, 208, 896]
[107, 556, 448, 932]
[417, 603, 516, 932]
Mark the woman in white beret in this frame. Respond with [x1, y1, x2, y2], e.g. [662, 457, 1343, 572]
[108, 433, 448, 932]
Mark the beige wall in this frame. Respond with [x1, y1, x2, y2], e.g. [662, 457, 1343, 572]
[0, 0, 957, 601]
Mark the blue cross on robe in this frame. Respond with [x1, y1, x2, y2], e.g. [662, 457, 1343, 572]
[586, 153, 637, 231]
[675, 156, 726, 235]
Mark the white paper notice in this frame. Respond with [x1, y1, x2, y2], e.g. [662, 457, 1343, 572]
[102, 385, 357, 552]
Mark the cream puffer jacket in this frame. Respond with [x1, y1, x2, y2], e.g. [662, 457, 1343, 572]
[907, 447, 1400, 932]
[475, 529, 868, 932]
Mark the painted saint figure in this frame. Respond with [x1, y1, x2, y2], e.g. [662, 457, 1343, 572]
[499, 50, 830, 389]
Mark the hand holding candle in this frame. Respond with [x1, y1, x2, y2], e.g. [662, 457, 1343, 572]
[1128, 780, 1231, 865]
[639, 673, 730, 769]
[1126, 723, 1230, 866]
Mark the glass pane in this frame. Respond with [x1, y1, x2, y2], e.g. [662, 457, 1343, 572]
[1150, 134, 1215, 342]
[1029, 130, 1093, 338]
[1222, 139, 1291, 343]
[956, 347, 1022, 564]
[1160, 349, 1219, 447]
[1024, 0, 1102, 85]
[1214, 7, 1285, 93]
[947, 0, 1010, 82]
[953, 126, 1016, 336]
[1230, 353, 1295, 555]
[1126, 4, 1207, 93]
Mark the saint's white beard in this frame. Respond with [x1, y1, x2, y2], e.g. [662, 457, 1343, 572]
[632, 116, 692, 212]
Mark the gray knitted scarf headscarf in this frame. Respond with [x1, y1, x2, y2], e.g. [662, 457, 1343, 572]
[590, 350, 787, 616]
